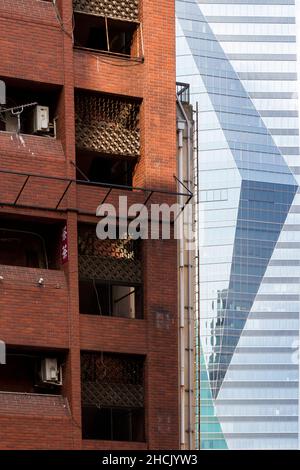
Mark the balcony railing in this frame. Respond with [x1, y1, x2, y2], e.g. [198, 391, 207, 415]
[176, 82, 190, 104]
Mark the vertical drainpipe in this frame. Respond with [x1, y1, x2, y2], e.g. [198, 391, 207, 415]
[185, 110, 194, 451]
[186, 118, 194, 451]
[177, 120, 186, 449]
[177, 98, 194, 450]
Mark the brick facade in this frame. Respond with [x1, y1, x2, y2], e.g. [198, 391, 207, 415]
[0, 0, 178, 450]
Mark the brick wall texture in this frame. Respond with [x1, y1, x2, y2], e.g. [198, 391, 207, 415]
[0, 0, 179, 449]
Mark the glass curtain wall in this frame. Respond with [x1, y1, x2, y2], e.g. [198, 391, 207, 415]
[176, 0, 300, 449]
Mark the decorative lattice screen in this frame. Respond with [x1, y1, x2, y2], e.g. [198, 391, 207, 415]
[78, 227, 142, 283]
[75, 92, 140, 157]
[78, 255, 142, 283]
[81, 353, 144, 408]
[78, 234, 138, 259]
[73, 0, 139, 22]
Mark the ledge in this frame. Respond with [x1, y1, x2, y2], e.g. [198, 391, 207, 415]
[0, 132, 65, 165]
[0, 265, 66, 287]
[0, 391, 71, 418]
[74, 49, 143, 99]
[80, 315, 147, 355]
[82, 439, 147, 450]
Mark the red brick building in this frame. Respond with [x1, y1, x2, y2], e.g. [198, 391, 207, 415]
[0, 0, 179, 449]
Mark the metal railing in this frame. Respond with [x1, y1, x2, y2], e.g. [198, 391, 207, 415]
[176, 82, 190, 104]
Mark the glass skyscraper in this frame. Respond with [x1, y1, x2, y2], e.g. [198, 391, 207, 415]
[176, 0, 300, 449]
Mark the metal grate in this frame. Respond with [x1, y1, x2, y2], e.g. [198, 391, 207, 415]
[81, 353, 144, 408]
[75, 92, 140, 157]
[78, 231, 139, 260]
[78, 255, 142, 283]
[78, 227, 142, 283]
[73, 0, 139, 21]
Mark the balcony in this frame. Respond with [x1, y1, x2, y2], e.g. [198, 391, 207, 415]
[0, 390, 73, 449]
[0, 221, 69, 347]
[0, 79, 65, 182]
[0, 347, 66, 394]
[73, 0, 143, 97]
[75, 90, 140, 188]
[73, 0, 142, 60]
[75, 91, 140, 154]
[78, 224, 143, 320]
[81, 351, 145, 442]
[0, 80, 62, 137]
[0, 346, 73, 448]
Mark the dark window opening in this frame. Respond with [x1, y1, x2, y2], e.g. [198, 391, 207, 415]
[0, 219, 64, 269]
[0, 348, 65, 394]
[82, 406, 145, 441]
[76, 151, 136, 186]
[74, 12, 138, 56]
[79, 280, 143, 319]
[0, 80, 61, 137]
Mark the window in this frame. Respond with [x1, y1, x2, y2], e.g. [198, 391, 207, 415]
[74, 13, 139, 57]
[76, 152, 136, 186]
[82, 406, 145, 441]
[79, 280, 143, 319]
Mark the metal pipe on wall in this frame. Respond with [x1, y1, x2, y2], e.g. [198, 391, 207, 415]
[177, 97, 195, 450]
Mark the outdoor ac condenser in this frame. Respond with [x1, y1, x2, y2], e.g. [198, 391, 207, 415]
[40, 358, 62, 385]
[32, 105, 49, 133]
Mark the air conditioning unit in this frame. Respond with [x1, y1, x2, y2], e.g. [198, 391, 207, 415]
[32, 105, 49, 133]
[0, 80, 6, 105]
[40, 358, 62, 385]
